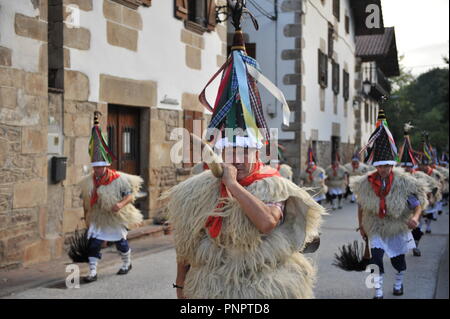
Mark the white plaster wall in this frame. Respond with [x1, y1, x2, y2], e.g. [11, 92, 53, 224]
[302, 0, 357, 144]
[244, 0, 362, 144]
[0, 0, 43, 72]
[242, 1, 296, 140]
[68, 0, 224, 110]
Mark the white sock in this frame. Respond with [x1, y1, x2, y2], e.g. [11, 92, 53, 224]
[88, 257, 98, 276]
[425, 219, 432, 231]
[374, 273, 384, 298]
[394, 271, 405, 290]
[120, 249, 131, 270]
[331, 198, 336, 209]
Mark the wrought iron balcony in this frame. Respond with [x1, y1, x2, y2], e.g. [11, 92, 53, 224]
[361, 62, 392, 101]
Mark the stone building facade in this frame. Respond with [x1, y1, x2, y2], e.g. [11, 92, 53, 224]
[242, 0, 399, 182]
[0, 0, 225, 269]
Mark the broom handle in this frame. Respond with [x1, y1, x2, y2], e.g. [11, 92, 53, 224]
[363, 237, 371, 259]
[190, 133, 224, 178]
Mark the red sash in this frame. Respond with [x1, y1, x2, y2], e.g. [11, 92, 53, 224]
[205, 161, 280, 238]
[368, 171, 394, 219]
[90, 168, 120, 207]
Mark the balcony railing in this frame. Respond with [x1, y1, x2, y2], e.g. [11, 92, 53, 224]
[362, 62, 392, 100]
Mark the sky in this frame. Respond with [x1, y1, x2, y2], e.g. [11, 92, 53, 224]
[381, 0, 449, 76]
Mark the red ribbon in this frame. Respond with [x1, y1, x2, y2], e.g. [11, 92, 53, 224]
[332, 163, 338, 176]
[306, 165, 317, 183]
[90, 168, 120, 207]
[205, 162, 281, 238]
[368, 171, 394, 219]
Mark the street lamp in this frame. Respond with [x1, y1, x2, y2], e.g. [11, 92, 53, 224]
[363, 79, 372, 96]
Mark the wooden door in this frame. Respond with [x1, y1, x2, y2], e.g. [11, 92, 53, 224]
[107, 105, 140, 175]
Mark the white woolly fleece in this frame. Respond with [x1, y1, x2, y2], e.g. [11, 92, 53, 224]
[350, 168, 429, 239]
[79, 172, 144, 229]
[162, 171, 326, 299]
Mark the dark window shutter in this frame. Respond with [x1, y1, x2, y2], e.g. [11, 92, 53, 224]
[206, 0, 217, 31]
[245, 43, 256, 59]
[333, 0, 340, 21]
[175, 0, 188, 20]
[318, 49, 328, 88]
[345, 15, 350, 34]
[343, 70, 349, 101]
[364, 103, 369, 123]
[332, 61, 339, 95]
[328, 23, 334, 58]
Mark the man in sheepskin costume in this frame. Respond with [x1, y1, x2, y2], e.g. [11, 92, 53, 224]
[164, 0, 325, 299]
[350, 109, 428, 299]
[398, 123, 433, 257]
[344, 151, 372, 203]
[437, 153, 449, 207]
[325, 153, 348, 210]
[299, 144, 328, 205]
[417, 133, 444, 233]
[78, 112, 143, 283]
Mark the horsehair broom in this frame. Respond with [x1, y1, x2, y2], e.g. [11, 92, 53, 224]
[332, 237, 371, 272]
[68, 228, 90, 263]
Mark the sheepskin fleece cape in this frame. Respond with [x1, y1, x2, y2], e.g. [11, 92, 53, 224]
[344, 162, 373, 177]
[350, 168, 429, 239]
[163, 170, 325, 299]
[191, 162, 206, 176]
[79, 172, 144, 229]
[325, 165, 348, 191]
[278, 164, 293, 181]
[299, 167, 328, 197]
[436, 166, 449, 193]
[413, 170, 440, 200]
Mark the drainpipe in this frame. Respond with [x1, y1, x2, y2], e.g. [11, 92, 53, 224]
[296, 0, 304, 183]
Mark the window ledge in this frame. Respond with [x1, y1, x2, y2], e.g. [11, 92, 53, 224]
[111, 0, 151, 10]
[185, 20, 207, 36]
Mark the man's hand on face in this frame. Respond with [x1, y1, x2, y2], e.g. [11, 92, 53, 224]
[221, 163, 238, 187]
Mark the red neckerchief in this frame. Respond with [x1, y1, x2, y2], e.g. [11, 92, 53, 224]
[332, 164, 339, 176]
[306, 165, 317, 183]
[426, 167, 434, 176]
[205, 161, 281, 238]
[368, 171, 394, 219]
[90, 168, 120, 207]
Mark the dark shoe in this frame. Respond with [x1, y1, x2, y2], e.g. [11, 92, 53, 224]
[438, 211, 443, 215]
[350, 200, 355, 203]
[338, 205, 343, 209]
[393, 284, 404, 296]
[413, 248, 421, 257]
[83, 274, 97, 283]
[426, 230, 432, 234]
[373, 295, 384, 299]
[117, 264, 132, 275]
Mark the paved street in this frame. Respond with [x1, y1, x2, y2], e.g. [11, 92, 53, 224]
[3, 200, 448, 299]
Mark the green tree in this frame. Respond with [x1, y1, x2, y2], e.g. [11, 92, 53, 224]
[385, 61, 449, 154]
